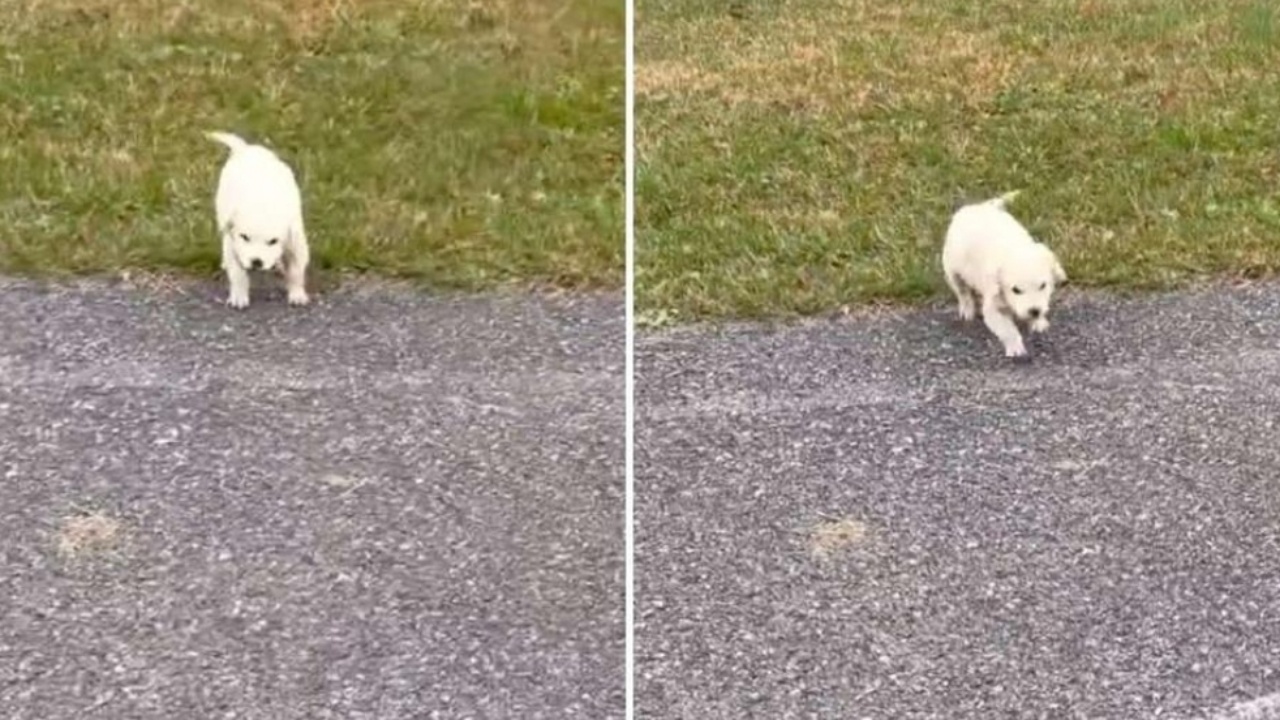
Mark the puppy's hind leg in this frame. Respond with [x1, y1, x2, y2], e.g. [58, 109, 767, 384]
[945, 272, 976, 321]
[283, 223, 310, 306]
[981, 293, 1027, 358]
[222, 237, 251, 309]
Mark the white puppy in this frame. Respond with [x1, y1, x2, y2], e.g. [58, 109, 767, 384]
[941, 191, 1066, 358]
[208, 131, 310, 309]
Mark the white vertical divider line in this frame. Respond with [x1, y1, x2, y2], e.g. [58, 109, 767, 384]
[623, 0, 636, 713]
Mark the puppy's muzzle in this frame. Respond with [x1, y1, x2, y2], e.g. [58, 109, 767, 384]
[249, 259, 264, 270]
[1027, 307, 1043, 319]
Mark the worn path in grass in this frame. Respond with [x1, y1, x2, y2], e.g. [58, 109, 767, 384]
[0, 278, 623, 719]
[637, 283, 1280, 719]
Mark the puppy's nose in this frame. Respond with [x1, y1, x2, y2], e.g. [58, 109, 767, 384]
[1028, 307, 1042, 319]
[249, 259, 264, 270]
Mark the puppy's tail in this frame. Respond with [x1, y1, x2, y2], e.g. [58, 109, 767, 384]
[207, 131, 249, 154]
[987, 189, 1022, 209]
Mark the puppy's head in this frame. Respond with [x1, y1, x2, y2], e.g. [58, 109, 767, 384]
[225, 219, 288, 272]
[998, 242, 1066, 322]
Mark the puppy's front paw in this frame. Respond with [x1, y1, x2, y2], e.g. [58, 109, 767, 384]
[287, 289, 310, 306]
[958, 303, 976, 321]
[227, 290, 250, 309]
[1004, 342, 1028, 359]
[1030, 317, 1050, 333]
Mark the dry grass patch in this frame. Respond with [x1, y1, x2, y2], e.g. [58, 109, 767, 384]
[635, 59, 720, 99]
[635, 17, 864, 112]
[2, 0, 578, 42]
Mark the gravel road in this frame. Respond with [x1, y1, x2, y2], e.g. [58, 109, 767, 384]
[637, 283, 1280, 720]
[0, 278, 624, 719]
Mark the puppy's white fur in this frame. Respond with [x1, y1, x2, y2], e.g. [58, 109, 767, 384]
[942, 191, 1066, 358]
[208, 131, 310, 309]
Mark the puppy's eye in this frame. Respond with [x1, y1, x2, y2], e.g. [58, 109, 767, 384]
[239, 234, 250, 242]
[1039, 282, 1047, 290]
[267, 238, 279, 246]
[1011, 286, 1023, 295]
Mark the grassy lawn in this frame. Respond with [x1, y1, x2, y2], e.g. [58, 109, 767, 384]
[636, 0, 1280, 321]
[0, 0, 623, 291]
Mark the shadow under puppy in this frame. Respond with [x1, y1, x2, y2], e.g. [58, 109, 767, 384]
[208, 131, 310, 309]
[942, 191, 1067, 359]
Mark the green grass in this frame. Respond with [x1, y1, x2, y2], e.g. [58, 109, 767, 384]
[0, 0, 623, 291]
[636, 0, 1280, 321]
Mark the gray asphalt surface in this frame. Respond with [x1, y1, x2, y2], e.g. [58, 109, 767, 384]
[637, 283, 1280, 720]
[0, 277, 624, 719]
